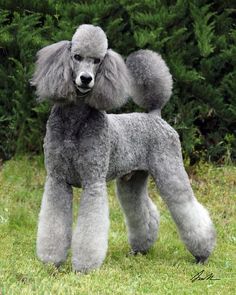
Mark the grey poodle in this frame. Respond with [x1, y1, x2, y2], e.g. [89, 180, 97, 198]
[31, 24, 216, 273]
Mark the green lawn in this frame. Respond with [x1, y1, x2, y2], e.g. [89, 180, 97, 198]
[0, 157, 235, 295]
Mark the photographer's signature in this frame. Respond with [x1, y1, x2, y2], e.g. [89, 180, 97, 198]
[191, 270, 220, 282]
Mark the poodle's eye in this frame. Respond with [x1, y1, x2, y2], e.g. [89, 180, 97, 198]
[74, 54, 82, 61]
[94, 58, 101, 64]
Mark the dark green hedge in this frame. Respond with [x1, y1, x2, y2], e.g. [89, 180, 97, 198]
[0, 0, 235, 163]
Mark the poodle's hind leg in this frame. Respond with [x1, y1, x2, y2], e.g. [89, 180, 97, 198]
[37, 176, 73, 266]
[151, 136, 216, 263]
[116, 171, 160, 254]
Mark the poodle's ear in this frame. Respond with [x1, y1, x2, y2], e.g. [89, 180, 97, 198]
[31, 41, 75, 101]
[86, 49, 131, 110]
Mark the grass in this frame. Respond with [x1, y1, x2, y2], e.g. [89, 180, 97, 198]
[0, 156, 235, 295]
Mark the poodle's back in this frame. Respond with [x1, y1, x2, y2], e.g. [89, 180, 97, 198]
[106, 111, 178, 180]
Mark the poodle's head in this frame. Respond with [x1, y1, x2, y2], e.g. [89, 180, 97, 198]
[31, 24, 131, 110]
[71, 24, 107, 96]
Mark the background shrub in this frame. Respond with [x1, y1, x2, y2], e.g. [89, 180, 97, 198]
[0, 0, 235, 163]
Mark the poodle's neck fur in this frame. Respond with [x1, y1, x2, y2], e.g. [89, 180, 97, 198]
[47, 102, 105, 139]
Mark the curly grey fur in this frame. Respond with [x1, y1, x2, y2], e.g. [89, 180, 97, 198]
[126, 49, 173, 111]
[32, 24, 216, 273]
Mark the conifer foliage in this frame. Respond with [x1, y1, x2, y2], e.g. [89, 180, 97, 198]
[0, 0, 235, 163]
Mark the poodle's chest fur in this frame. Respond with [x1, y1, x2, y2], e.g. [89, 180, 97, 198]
[44, 104, 177, 187]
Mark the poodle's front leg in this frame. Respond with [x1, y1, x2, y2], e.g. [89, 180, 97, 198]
[37, 176, 73, 266]
[72, 182, 109, 273]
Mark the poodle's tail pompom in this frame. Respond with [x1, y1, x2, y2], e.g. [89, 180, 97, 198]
[126, 50, 173, 111]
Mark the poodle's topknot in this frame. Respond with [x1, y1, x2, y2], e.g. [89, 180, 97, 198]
[72, 24, 108, 58]
[126, 50, 173, 111]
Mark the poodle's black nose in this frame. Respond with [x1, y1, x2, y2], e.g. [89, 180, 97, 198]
[80, 74, 92, 85]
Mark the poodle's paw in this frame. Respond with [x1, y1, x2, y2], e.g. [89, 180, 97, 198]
[72, 259, 103, 273]
[37, 248, 67, 267]
[129, 201, 160, 254]
[185, 227, 216, 262]
[195, 256, 208, 264]
[179, 202, 216, 261]
[72, 249, 106, 273]
[36, 232, 71, 267]
[127, 249, 148, 256]
[72, 232, 108, 273]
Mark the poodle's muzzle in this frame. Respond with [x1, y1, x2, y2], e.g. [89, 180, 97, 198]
[74, 71, 95, 95]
